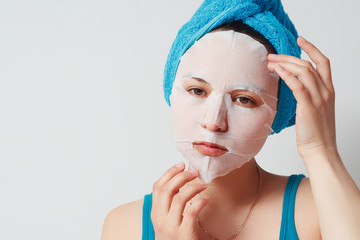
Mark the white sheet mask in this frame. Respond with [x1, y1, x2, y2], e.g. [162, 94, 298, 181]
[170, 30, 279, 183]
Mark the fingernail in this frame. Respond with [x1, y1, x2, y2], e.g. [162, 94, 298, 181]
[268, 62, 277, 67]
[199, 182, 207, 188]
[276, 65, 285, 71]
[175, 162, 184, 168]
[299, 36, 307, 42]
[189, 169, 198, 175]
[268, 53, 276, 58]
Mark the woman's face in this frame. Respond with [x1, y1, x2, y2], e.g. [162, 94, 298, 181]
[170, 30, 279, 183]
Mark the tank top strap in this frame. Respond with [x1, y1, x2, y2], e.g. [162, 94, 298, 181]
[142, 193, 155, 240]
[279, 174, 305, 240]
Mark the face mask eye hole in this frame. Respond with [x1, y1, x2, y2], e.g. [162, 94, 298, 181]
[232, 95, 258, 108]
[187, 88, 207, 97]
[238, 97, 252, 104]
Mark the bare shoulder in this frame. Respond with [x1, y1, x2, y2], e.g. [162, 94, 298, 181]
[261, 171, 322, 239]
[295, 176, 322, 240]
[101, 198, 144, 240]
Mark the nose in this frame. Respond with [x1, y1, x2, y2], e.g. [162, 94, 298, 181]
[201, 122, 228, 132]
[201, 94, 228, 132]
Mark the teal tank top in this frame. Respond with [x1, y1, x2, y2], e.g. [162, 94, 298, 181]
[142, 174, 304, 240]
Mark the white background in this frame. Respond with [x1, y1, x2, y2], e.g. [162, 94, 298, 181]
[1, 0, 359, 239]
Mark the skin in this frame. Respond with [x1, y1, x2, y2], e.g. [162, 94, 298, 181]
[101, 36, 360, 240]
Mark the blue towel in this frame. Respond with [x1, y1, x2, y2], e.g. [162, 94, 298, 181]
[163, 0, 301, 134]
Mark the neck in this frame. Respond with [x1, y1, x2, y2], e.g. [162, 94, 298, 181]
[188, 158, 261, 211]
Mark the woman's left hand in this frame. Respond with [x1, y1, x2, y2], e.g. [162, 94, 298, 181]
[267, 36, 338, 159]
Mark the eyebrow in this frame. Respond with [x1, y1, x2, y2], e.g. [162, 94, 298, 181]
[233, 83, 265, 93]
[182, 75, 265, 93]
[181, 74, 211, 85]
[233, 83, 278, 101]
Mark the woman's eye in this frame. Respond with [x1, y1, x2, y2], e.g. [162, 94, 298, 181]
[188, 88, 206, 97]
[234, 96, 256, 106]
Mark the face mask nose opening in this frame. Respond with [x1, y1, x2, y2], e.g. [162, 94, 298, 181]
[200, 94, 228, 132]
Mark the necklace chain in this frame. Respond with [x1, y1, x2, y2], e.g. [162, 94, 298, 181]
[195, 164, 262, 240]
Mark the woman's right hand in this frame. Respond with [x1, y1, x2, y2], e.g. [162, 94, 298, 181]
[151, 162, 209, 240]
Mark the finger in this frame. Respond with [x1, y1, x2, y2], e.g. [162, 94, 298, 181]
[268, 53, 315, 69]
[273, 65, 313, 107]
[268, 61, 323, 101]
[152, 162, 185, 215]
[297, 36, 333, 92]
[153, 162, 185, 194]
[169, 181, 208, 225]
[182, 197, 210, 229]
[158, 169, 199, 214]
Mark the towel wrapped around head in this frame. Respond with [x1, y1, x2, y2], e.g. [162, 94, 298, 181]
[163, 0, 301, 134]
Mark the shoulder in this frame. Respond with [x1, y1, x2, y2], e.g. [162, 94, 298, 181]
[100, 198, 144, 240]
[295, 176, 322, 240]
[261, 172, 322, 239]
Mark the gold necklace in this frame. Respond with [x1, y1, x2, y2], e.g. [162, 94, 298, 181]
[195, 163, 262, 240]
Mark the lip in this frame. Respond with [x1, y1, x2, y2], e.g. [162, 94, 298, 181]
[192, 141, 228, 157]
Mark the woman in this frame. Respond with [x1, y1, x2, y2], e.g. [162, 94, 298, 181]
[101, 1, 360, 239]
